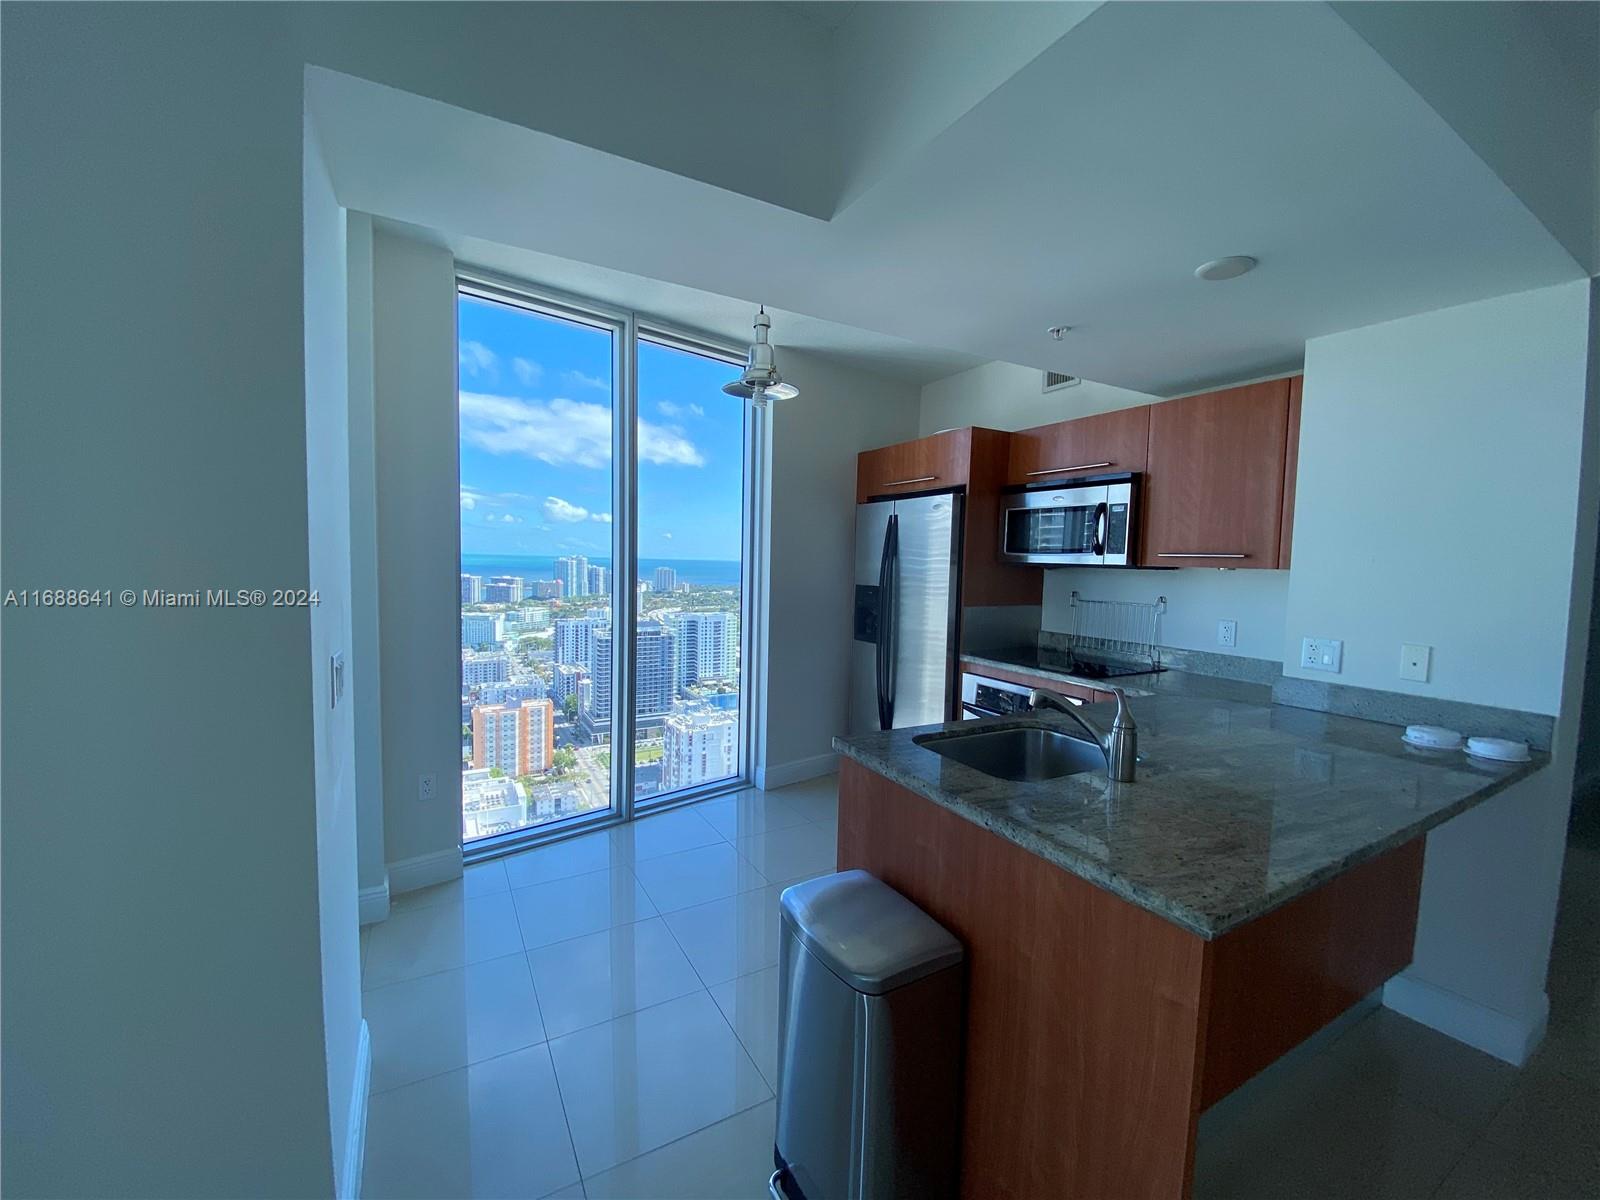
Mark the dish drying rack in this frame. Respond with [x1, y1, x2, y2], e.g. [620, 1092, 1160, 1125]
[1066, 592, 1167, 669]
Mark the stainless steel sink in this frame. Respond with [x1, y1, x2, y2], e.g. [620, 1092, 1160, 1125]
[913, 725, 1105, 781]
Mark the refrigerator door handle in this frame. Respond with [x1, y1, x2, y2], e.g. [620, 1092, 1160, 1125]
[875, 513, 894, 729]
[877, 513, 900, 730]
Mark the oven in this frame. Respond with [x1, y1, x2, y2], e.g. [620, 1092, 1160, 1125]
[999, 474, 1137, 567]
[959, 671, 1082, 720]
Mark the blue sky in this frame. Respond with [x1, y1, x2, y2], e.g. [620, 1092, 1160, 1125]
[458, 295, 745, 561]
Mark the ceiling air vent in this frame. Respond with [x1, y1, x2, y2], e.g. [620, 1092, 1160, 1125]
[1042, 371, 1082, 393]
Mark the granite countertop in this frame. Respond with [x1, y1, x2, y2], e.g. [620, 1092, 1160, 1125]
[832, 692, 1547, 939]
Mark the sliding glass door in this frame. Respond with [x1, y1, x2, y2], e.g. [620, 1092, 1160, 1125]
[456, 278, 756, 849]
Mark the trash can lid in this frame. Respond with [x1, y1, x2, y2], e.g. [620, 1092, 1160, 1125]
[780, 870, 963, 996]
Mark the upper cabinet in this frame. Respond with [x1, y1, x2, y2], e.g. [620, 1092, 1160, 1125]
[856, 428, 972, 504]
[1006, 406, 1149, 486]
[1279, 375, 1303, 569]
[1140, 378, 1294, 569]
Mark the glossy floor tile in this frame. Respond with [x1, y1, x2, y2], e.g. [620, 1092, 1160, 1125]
[661, 885, 787, 987]
[709, 965, 780, 1088]
[511, 868, 657, 950]
[631, 840, 767, 913]
[364, 953, 546, 1093]
[607, 807, 723, 864]
[581, 1099, 777, 1200]
[503, 830, 618, 891]
[364, 891, 526, 990]
[527, 917, 703, 1039]
[734, 822, 837, 885]
[363, 1044, 580, 1200]
[692, 790, 810, 842]
[547, 990, 772, 1177]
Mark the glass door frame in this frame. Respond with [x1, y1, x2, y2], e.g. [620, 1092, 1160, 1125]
[456, 267, 763, 862]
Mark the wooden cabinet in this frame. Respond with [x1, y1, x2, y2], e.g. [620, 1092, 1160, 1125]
[856, 428, 1041, 609]
[855, 428, 971, 504]
[1141, 379, 1293, 569]
[1279, 375, 1303, 569]
[1006, 405, 1149, 486]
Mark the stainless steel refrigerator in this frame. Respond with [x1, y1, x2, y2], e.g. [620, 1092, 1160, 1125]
[850, 491, 962, 733]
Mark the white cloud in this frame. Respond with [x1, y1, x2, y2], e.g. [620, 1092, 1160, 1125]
[459, 489, 478, 510]
[563, 370, 608, 392]
[591, 512, 613, 524]
[689, 403, 706, 418]
[460, 392, 705, 468]
[459, 341, 497, 378]
[660, 531, 674, 540]
[542, 496, 590, 523]
[487, 512, 521, 525]
[513, 357, 542, 386]
[658, 400, 683, 418]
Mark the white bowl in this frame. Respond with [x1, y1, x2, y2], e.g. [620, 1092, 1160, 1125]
[1464, 737, 1531, 763]
[1403, 725, 1463, 750]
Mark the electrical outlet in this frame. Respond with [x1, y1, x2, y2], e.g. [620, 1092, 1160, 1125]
[1300, 637, 1343, 673]
[1400, 643, 1431, 683]
[1217, 619, 1237, 648]
[418, 773, 437, 802]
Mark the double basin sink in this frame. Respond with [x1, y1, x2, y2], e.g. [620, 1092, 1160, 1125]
[913, 724, 1105, 782]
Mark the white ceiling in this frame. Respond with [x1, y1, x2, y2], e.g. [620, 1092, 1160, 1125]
[311, 1, 1593, 397]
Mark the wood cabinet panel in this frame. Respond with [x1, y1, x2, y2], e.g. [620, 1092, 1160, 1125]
[1279, 374, 1303, 569]
[1199, 837, 1422, 1108]
[1007, 405, 1150, 486]
[855, 428, 971, 503]
[962, 428, 1043, 608]
[1140, 379, 1292, 569]
[838, 758, 1210, 1200]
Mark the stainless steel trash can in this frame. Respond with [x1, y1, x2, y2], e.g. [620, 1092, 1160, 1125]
[771, 869, 964, 1200]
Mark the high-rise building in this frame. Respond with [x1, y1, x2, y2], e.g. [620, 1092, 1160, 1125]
[475, 679, 547, 705]
[653, 566, 678, 593]
[471, 698, 555, 776]
[554, 616, 608, 670]
[555, 555, 591, 598]
[586, 564, 609, 596]
[662, 705, 738, 790]
[667, 611, 736, 686]
[460, 574, 484, 605]
[581, 623, 676, 733]
[551, 663, 586, 705]
[532, 579, 564, 600]
[461, 613, 505, 649]
[461, 651, 511, 686]
[484, 575, 523, 604]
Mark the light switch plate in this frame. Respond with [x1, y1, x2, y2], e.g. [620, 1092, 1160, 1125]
[1300, 637, 1343, 673]
[1217, 619, 1237, 648]
[1400, 643, 1431, 682]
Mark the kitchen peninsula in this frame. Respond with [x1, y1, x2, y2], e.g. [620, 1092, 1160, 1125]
[832, 690, 1547, 1200]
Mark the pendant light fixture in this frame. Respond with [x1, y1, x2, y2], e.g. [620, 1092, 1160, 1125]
[722, 306, 799, 408]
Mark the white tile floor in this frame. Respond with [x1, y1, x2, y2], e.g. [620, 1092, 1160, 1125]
[362, 776, 1600, 1200]
[361, 776, 838, 1200]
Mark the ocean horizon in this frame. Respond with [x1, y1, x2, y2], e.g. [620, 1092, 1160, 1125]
[461, 552, 742, 588]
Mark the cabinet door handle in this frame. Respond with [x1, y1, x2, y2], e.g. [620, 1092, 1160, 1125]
[1025, 462, 1112, 477]
[883, 474, 938, 487]
[1156, 552, 1248, 559]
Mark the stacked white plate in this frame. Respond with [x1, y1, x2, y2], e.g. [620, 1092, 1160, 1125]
[1402, 725, 1463, 750]
[1464, 736, 1531, 763]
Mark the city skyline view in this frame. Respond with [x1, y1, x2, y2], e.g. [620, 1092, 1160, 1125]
[458, 291, 748, 844]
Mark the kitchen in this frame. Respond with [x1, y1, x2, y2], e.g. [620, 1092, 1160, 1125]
[4, 4, 1596, 1200]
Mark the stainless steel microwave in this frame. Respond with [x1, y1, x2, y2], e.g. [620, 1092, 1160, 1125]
[999, 474, 1137, 566]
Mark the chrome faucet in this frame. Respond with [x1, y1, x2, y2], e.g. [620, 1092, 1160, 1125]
[1028, 686, 1138, 783]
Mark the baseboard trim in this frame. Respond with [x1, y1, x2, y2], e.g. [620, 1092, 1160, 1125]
[358, 876, 391, 926]
[386, 847, 462, 896]
[756, 753, 838, 791]
[1382, 972, 1549, 1066]
[339, 1019, 372, 1200]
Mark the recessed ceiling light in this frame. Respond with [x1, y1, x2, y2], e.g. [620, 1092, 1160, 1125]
[1047, 325, 1072, 340]
[1194, 256, 1258, 282]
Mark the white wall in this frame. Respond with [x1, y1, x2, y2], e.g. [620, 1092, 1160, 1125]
[759, 351, 923, 784]
[373, 228, 464, 883]
[347, 213, 390, 917]
[303, 120, 366, 1197]
[1286, 281, 1596, 1063]
[1042, 569, 1289, 662]
[1284, 282, 1591, 714]
[1, 6, 336, 1193]
[919, 360, 1286, 659]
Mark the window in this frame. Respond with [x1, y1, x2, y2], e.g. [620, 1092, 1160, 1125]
[456, 277, 758, 849]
